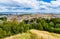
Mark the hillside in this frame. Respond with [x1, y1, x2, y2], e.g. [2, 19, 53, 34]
[4, 30, 60, 39]
[30, 30, 60, 39]
[4, 33, 31, 39]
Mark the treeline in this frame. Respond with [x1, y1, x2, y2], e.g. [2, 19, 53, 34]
[24, 18, 60, 33]
[0, 17, 60, 38]
[0, 17, 7, 21]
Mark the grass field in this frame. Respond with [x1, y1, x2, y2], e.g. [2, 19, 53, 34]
[4, 29, 60, 39]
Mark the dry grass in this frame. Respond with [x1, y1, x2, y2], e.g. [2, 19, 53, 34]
[30, 29, 60, 39]
[3, 29, 60, 39]
[4, 33, 31, 39]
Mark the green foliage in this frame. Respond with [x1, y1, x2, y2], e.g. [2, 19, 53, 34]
[49, 22, 54, 27]
[51, 18, 60, 24]
[37, 23, 43, 30]
[0, 17, 7, 21]
[24, 20, 29, 24]
[31, 23, 37, 29]
[55, 23, 60, 28]
[24, 24, 30, 32]
[0, 28, 4, 38]
[36, 18, 41, 23]
[0, 18, 60, 38]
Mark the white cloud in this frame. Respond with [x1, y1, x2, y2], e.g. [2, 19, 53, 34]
[51, 1, 60, 7]
[13, 0, 39, 10]
[0, 0, 60, 13]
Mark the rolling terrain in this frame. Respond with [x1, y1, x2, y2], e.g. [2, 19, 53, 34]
[4, 30, 60, 39]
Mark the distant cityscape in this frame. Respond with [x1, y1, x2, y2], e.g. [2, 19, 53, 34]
[0, 14, 60, 22]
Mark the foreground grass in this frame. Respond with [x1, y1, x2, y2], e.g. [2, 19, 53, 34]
[30, 29, 60, 39]
[3, 30, 60, 39]
[4, 33, 39, 39]
[4, 33, 31, 39]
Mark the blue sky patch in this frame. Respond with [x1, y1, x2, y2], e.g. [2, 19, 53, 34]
[37, 0, 56, 2]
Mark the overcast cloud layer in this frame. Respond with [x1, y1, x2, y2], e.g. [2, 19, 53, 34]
[0, 0, 60, 13]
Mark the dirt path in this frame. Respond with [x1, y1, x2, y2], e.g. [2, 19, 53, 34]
[30, 29, 60, 39]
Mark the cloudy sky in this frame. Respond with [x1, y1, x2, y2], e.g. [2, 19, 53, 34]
[0, 0, 60, 14]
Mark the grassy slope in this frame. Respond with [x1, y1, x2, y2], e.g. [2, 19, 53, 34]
[4, 30, 60, 39]
[30, 29, 60, 39]
[4, 33, 31, 39]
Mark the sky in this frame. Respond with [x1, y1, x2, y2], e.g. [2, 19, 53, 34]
[0, 0, 60, 14]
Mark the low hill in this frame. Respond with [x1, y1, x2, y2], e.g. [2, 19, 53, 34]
[4, 30, 60, 39]
[30, 30, 60, 39]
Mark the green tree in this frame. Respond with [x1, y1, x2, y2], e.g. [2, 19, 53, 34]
[18, 22, 25, 33]
[49, 22, 54, 27]
[24, 24, 30, 32]
[38, 23, 43, 30]
[51, 18, 60, 24]
[55, 23, 60, 28]
[36, 18, 41, 23]
[0, 28, 4, 38]
[3, 17, 7, 21]
[31, 22, 37, 29]
[43, 22, 49, 31]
